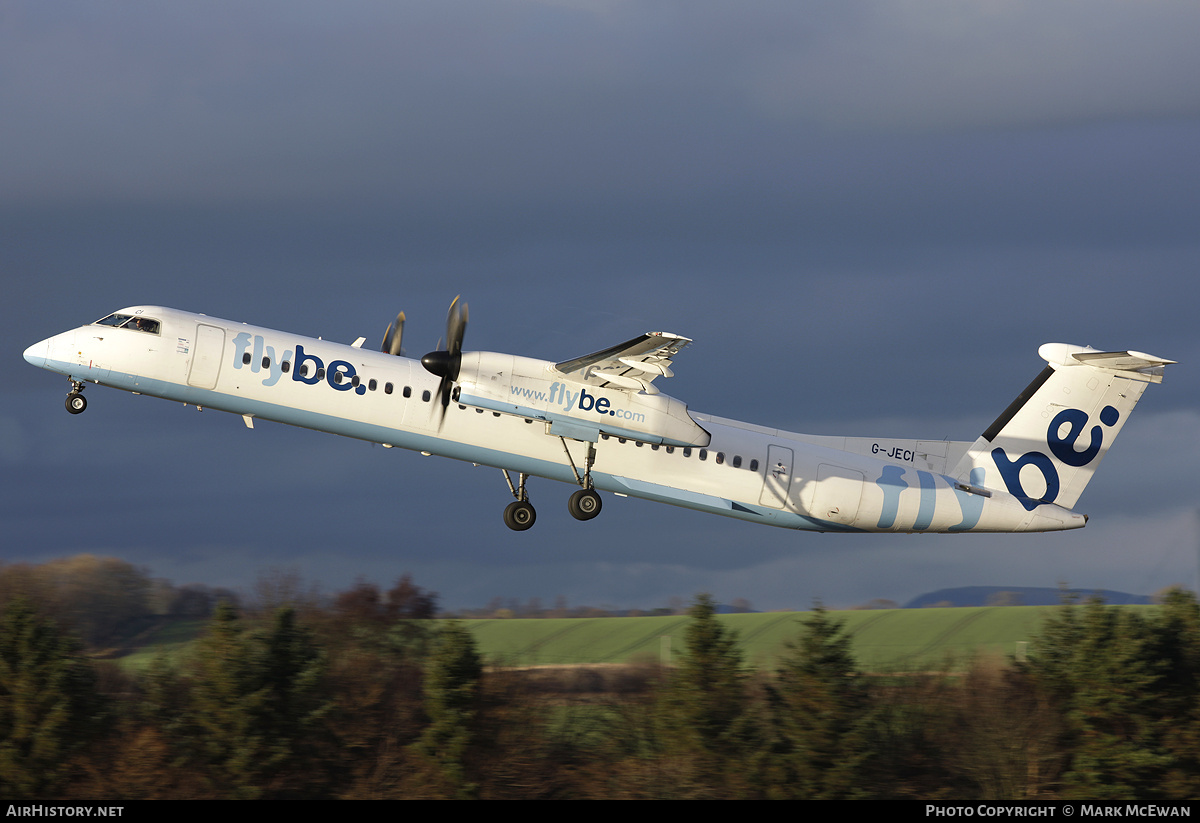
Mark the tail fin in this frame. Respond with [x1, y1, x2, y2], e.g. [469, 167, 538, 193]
[951, 344, 1174, 512]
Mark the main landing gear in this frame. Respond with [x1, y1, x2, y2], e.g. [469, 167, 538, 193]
[568, 488, 602, 521]
[499, 440, 603, 531]
[503, 499, 537, 531]
[500, 470, 537, 531]
[65, 380, 87, 414]
[562, 439, 602, 522]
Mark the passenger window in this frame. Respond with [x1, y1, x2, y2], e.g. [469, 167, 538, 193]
[732, 455, 742, 468]
[384, 383, 393, 394]
[422, 390, 431, 402]
[262, 357, 270, 370]
[243, 352, 252, 365]
[368, 378, 377, 391]
[683, 448, 691, 457]
[750, 459, 759, 472]
[403, 386, 412, 398]
[282, 361, 291, 373]
[699, 449, 708, 461]
[716, 452, 725, 465]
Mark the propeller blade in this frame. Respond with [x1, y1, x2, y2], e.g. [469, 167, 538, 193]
[421, 296, 468, 382]
[446, 295, 468, 356]
[420, 296, 470, 431]
[381, 311, 405, 356]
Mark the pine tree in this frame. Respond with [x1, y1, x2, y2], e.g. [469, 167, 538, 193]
[257, 606, 332, 796]
[178, 602, 331, 798]
[768, 604, 871, 798]
[415, 620, 483, 798]
[185, 601, 271, 798]
[656, 593, 755, 795]
[1027, 598, 1171, 800]
[1144, 588, 1200, 799]
[0, 598, 104, 797]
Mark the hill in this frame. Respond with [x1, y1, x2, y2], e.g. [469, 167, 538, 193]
[904, 586, 1154, 608]
[113, 603, 1165, 674]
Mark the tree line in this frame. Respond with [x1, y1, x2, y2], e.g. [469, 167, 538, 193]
[2, 560, 1200, 798]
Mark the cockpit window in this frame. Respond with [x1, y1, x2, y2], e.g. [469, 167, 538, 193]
[94, 313, 160, 335]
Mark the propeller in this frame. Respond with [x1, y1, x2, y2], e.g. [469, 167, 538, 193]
[421, 296, 468, 425]
[381, 311, 405, 356]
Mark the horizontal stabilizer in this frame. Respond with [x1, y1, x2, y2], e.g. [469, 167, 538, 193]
[1038, 343, 1175, 383]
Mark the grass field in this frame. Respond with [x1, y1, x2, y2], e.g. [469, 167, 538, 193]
[463, 604, 1161, 672]
[112, 605, 1162, 674]
[114, 617, 209, 672]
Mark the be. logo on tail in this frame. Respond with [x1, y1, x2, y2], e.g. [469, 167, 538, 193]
[991, 405, 1120, 511]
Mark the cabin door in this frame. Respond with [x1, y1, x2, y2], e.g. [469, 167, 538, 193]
[188, 324, 225, 389]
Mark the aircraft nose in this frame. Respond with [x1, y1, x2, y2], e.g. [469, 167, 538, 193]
[23, 338, 49, 368]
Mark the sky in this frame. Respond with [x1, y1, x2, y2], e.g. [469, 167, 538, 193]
[3, 1, 1199, 613]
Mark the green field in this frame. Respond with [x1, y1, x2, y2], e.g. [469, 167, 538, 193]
[114, 605, 1161, 673]
[463, 605, 1159, 672]
[114, 617, 209, 672]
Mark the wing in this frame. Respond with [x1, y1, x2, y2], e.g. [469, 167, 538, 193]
[554, 332, 691, 395]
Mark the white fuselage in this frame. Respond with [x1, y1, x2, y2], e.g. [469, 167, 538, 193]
[23, 306, 1087, 534]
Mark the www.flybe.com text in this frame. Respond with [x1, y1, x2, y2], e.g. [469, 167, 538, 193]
[510, 382, 645, 422]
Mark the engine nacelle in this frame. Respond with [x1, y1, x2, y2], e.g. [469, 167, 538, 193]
[454, 352, 710, 447]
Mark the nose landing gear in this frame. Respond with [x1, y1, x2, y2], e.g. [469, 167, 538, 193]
[65, 381, 87, 414]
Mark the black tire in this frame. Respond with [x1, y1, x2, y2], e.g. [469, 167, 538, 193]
[568, 489, 602, 521]
[65, 393, 87, 414]
[503, 501, 536, 531]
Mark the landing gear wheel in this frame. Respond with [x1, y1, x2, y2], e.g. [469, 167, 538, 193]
[65, 393, 87, 414]
[503, 500, 537, 531]
[568, 489, 602, 521]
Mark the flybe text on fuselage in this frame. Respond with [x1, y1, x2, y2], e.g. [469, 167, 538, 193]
[230, 332, 366, 394]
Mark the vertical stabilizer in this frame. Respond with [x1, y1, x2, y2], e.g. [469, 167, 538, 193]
[951, 344, 1173, 512]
